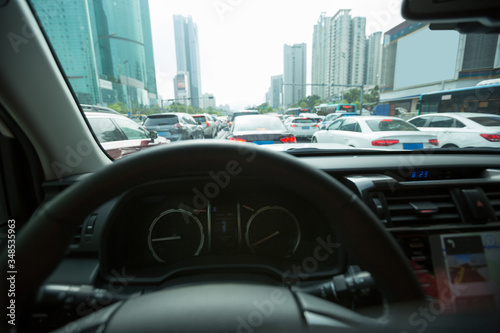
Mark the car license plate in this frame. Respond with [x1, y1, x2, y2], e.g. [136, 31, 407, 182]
[302, 126, 310, 130]
[158, 131, 170, 136]
[254, 141, 274, 145]
[403, 143, 423, 150]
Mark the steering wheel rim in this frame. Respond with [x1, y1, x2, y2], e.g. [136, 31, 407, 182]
[2, 141, 424, 331]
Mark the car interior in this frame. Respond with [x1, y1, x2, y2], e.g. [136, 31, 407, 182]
[0, 0, 500, 332]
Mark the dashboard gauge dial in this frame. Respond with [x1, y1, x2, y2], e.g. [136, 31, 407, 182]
[148, 209, 204, 263]
[245, 206, 301, 257]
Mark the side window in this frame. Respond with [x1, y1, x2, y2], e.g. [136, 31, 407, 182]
[113, 118, 149, 140]
[327, 119, 343, 130]
[453, 119, 466, 128]
[339, 118, 358, 132]
[408, 117, 429, 127]
[87, 117, 125, 143]
[428, 116, 454, 128]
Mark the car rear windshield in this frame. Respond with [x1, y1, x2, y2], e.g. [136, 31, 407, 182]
[233, 116, 286, 132]
[144, 115, 178, 126]
[468, 117, 500, 127]
[366, 119, 418, 132]
[292, 118, 315, 124]
[193, 116, 206, 123]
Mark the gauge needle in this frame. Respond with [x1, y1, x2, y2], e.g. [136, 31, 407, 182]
[152, 235, 181, 242]
[252, 231, 280, 247]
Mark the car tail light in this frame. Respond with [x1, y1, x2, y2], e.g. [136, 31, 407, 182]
[291, 124, 296, 127]
[372, 139, 399, 146]
[480, 134, 500, 142]
[229, 137, 246, 142]
[173, 123, 184, 129]
[314, 124, 318, 127]
[381, 119, 393, 122]
[206, 121, 210, 127]
[280, 136, 297, 143]
[429, 139, 439, 146]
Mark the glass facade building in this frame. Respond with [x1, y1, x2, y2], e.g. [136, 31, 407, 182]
[30, 0, 157, 109]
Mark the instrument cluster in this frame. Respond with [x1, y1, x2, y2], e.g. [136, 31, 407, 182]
[101, 179, 342, 280]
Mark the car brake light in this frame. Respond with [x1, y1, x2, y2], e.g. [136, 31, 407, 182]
[372, 139, 399, 146]
[429, 139, 439, 146]
[480, 134, 500, 142]
[229, 137, 246, 142]
[381, 119, 393, 122]
[291, 124, 296, 127]
[280, 136, 297, 143]
[314, 124, 318, 127]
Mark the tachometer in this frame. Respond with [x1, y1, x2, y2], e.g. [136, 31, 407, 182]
[148, 209, 204, 263]
[245, 206, 300, 257]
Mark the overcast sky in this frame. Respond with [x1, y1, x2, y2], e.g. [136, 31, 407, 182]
[149, 0, 404, 110]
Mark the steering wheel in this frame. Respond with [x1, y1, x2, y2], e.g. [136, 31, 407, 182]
[1, 141, 424, 332]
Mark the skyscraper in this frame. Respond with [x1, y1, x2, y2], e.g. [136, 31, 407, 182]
[269, 75, 283, 109]
[173, 15, 202, 108]
[30, 0, 158, 108]
[365, 32, 383, 86]
[283, 44, 307, 108]
[311, 10, 369, 100]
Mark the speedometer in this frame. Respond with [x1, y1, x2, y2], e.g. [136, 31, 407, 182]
[245, 206, 301, 257]
[148, 209, 204, 263]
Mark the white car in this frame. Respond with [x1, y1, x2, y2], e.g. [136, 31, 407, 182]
[407, 113, 500, 148]
[312, 116, 439, 149]
[284, 116, 321, 139]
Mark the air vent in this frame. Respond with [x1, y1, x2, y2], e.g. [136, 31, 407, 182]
[483, 188, 500, 221]
[382, 187, 461, 227]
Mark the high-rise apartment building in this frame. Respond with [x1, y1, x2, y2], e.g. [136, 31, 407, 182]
[31, 0, 158, 108]
[312, 10, 369, 100]
[365, 32, 383, 86]
[283, 44, 307, 108]
[173, 15, 202, 108]
[269, 75, 283, 109]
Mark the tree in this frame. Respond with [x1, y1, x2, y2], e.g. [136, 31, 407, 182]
[292, 95, 323, 109]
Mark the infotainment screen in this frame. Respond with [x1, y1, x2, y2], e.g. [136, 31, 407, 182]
[429, 231, 500, 313]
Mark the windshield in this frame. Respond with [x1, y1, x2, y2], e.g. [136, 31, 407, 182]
[233, 116, 287, 132]
[28, 0, 500, 156]
[469, 116, 500, 127]
[144, 115, 178, 126]
[366, 118, 418, 132]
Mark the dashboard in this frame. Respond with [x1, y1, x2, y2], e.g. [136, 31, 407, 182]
[37, 151, 500, 329]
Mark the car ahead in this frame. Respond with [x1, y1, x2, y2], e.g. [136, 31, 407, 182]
[407, 113, 500, 148]
[312, 116, 439, 149]
[2, 1, 500, 333]
[80, 104, 120, 114]
[143, 113, 204, 142]
[85, 112, 169, 159]
[318, 112, 343, 130]
[216, 116, 229, 129]
[192, 113, 218, 138]
[229, 110, 260, 126]
[284, 116, 321, 140]
[226, 114, 296, 144]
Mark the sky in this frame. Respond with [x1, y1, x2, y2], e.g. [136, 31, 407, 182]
[148, 0, 405, 110]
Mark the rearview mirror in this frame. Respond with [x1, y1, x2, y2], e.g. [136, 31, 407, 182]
[401, 0, 500, 33]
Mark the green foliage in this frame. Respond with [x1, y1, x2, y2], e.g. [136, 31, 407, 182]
[293, 95, 322, 109]
[107, 102, 128, 114]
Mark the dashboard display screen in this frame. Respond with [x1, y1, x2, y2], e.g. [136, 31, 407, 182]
[430, 231, 500, 313]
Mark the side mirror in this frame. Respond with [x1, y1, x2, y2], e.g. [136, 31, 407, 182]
[149, 131, 158, 142]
